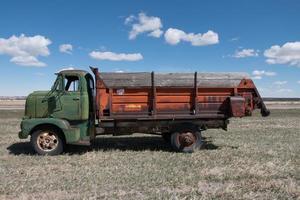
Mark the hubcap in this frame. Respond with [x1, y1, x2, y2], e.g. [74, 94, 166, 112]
[177, 132, 197, 147]
[37, 132, 58, 151]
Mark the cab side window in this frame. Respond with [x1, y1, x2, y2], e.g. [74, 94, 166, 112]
[64, 76, 79, 92]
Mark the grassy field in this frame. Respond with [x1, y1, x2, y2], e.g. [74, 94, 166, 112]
[0, 109, 299, 199]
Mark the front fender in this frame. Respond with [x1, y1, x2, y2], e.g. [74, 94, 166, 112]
[19, 118, 81, 143]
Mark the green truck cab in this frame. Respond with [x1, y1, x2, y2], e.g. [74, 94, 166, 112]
[19, 69, 95, 155]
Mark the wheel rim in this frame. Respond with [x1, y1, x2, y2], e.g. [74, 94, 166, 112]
[177, 131, 197, 148]
[37, 131, 59, 152]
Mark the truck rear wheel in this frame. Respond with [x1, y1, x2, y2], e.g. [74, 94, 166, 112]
[170, 126, 203, 153]
[31, 128, 64, 155]
[162, 132, 171, 144]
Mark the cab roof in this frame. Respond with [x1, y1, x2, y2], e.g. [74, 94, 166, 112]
[56, 69, 89, 76]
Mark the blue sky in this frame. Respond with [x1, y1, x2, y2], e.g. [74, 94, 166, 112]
[0, 0, 299, 97]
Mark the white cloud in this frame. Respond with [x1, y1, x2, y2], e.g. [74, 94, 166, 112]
[264, 81, 295, 97]
[297, 81, 300, 84]
[264, 41, 300, 66]
[89, 51, 143, 61]
[252, 76, 262, 80]
[251, 70, 276, 79]
[126, 12, 163, 39]
[164, 28, 219, 46]
[124, 15, 135, 25]
[233, 49, 259, 58]
[273, 81, 287, 85]
[0, 34, 51, 67]
[252, 70, 276, 76]
[11, 56, 45, 67]
[148, 29, 163, 38]
[230, 37, 239, 42]
[277, 88, 292, 93]
[264, 71, 277, 76]
[59, 44, 73, 54]
[258, 87, 297, 97]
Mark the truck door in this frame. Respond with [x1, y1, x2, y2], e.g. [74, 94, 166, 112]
[56, 75, 81, 121]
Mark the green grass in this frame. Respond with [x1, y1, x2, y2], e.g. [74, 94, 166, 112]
[0, 109, 299, 199]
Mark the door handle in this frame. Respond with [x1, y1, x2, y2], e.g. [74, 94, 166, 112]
[73, 97, 80, 100]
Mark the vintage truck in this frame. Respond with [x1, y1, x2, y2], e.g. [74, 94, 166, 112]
[19, 67, 270, 155]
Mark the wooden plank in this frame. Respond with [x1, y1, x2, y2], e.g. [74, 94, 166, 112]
[99, 113, 226, 120]
[156, 103, 191, 111]
[113, 96, 149, 103]
[197, 96, 228, 103]
[157, 88, 193, 96]
[112, 104, 149, 113]
[112, 89, 150, 96]
[99, 72, 249, 88]
[156, 96, 191, 103]
[198, 103, 224, 111]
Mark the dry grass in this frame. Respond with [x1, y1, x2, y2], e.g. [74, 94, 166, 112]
[0, 100, 25, 110]
[265, 101, 300, 109]
[0, 109, 299, 200]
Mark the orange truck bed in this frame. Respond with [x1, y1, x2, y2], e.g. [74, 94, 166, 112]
[91, 68, 269, 122]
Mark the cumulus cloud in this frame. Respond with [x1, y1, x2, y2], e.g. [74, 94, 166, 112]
[264, 41, 300, 66]
[89, 51, 143, 61]
[252, 70, 276, 80]
[277, 88, 293, 93]
[233, 49, 259, 58]
[164, 28, 219, 46]
[273, 81, 287, 85]
[0, 34, 51, 67]
[125, 12, 163, 39]
[252, 70, 276, 76]
[230, 37, 239, 42]
[59, 44, 73, 54]
[124, 15, 135, 24]
[259, 87, 295, 97]
[252, 76, 262, 80]
[271, 81, 292, 94]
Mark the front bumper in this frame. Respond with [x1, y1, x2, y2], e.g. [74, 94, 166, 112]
[18, 130, 28, 139]
[18, 118, 31, 139]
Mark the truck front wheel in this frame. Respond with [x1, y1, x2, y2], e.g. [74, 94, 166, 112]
[171, 128, 203, 153]
[31, 128, 64, 155]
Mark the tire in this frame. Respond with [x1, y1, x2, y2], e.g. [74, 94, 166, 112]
[170, 125, 203, 153]
[162, 132, 171, 144]
[30, 127, 64, 155]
